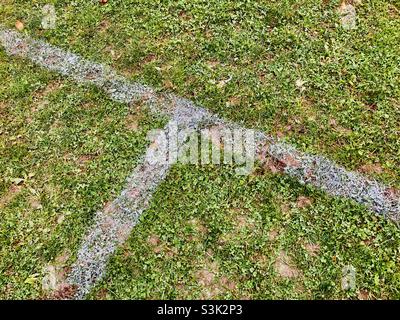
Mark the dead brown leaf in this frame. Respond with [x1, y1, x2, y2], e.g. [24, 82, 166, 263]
[358, 289, 370, 300]
[15, 20, 24, 31]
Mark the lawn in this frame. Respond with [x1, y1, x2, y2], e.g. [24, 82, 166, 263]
[0, 0, 399, 299]
[0, 51, 164, 298]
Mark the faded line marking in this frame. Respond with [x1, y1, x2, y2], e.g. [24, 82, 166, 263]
[66, 124, 171, 299]
[67, 116, 208, 299]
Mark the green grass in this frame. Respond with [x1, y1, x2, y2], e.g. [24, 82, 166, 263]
[0, 52, 164, 299]
[89, 164, 400, 299]
[1, 0, 399, 187]
[1, 0, 400, 299]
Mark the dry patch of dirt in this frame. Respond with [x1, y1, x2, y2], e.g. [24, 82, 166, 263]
[187, 218, 209, 242]
[147, 234, 177, 258]
[280, 202, 291, 214]
[296, 196, 313, 209]
[219, 209, 260, 245]
[268, 229, 279, 241]
[163, 80, 175, 90]
[32, 80, 63, 111]
[194, 259, 237, 299]
[236, 214, 255, 229]
[143, 53, 157, 64]
[226, 96, 241, 108]
[49, 284, 77, 300]
[104, 45, 122, 61]
[148, 234, 161, 247]
[254, 152, 285, 176]
[205, 60, 220, 69]
[250, 252, 269, 269]
[338, 2, 357, 30]
[125, 114, 141, 131]
[77, 154, 95, 166]
[388, 4, 399, 18]
[98, 19, 111, 33]
[304, 243, 320, 257]
[359, 163, 384, 175]
[0, 184, 22, 209]
[274, 250, 301, 279]
[42, 251, 71, 298]
[95, 288, 109, 300]
[263, 157, 285, 174]
[29, 197, 43, 210]
[0, 101, 9, 115]
[80, 102, 96, 110]
[358, 289, 372, 300]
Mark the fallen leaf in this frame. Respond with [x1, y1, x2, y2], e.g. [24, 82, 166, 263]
[216, 76, 232, 89]
[15, 20, 24, 31]
[25, 274, 39, 285]
[10, 178, 24, 185]
[358, 289, 370, 300]
[295, 79, 306, 92]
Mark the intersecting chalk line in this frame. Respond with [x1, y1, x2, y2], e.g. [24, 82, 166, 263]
[1, 28, 399, 298]
[67, 116, 210, 299]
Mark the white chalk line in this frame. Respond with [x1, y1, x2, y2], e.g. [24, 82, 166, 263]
[67, 118, 202, 299]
